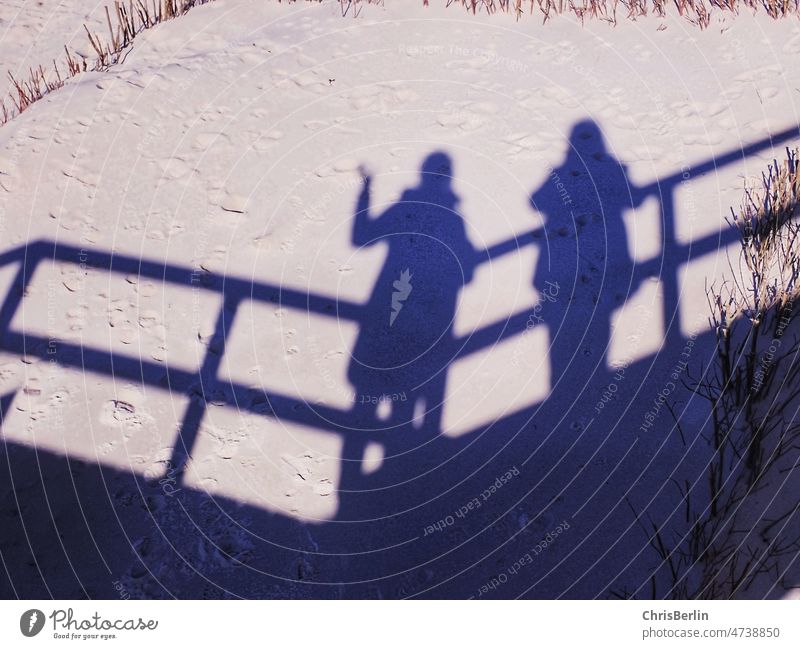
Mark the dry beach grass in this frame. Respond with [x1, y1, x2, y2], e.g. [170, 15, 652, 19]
[625, 150, 800, 598]
[3, 0, 800, 125]
[1, 0, 217, 124]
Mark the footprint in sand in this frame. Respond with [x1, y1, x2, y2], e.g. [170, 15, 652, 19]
[61, 165, 100, 187]
[303, 119, 328, 131]
[60, 264, 89, 293]
[66, 303, 88, 331]
[332, 157, 359, 173]
[782, 31, 800, 55]
[291, 71, 327, 93]
[208, 425, 249, 460]
[435, 109, 485, 133]
[630, 43, 653, 63]
[313, 478, 334, 497]
[99, 399, 146, 429]
[157, 157, 193, 180]
[281, 452, 320, 482]
[96, 78, 133, 106]
[755, 86, 780, 102]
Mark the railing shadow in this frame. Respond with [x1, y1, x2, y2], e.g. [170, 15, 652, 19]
[0, 122, 797, 598]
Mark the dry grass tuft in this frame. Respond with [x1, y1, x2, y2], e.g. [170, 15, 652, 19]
[622, 149, 800, 599]
[1, 0, 216, 125]
[446, 0, 798, 26]
[3, 0, 800, 125]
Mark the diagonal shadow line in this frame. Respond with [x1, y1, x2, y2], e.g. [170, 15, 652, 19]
[0, 321, 705, 463]
[2, 121, 795, 341]
[0, 122, 791, 374]
[0, 240, 365, 323]
[0, 229, 707, 444]
[643, 124, 800, 190]
[0, 389, 14, 427]
[457, 223, 740, 359]
[0, 331, 354, 434]
[0, 125, 793, 504]
[169, 293, 240, 478]
[477, 124, 800, 266]
[458, 125, 800, 358]
[0, 321, 577, 458]
[0, 264, 27, 334]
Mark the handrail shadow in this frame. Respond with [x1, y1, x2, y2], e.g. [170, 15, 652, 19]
[0, 123, 797, 598]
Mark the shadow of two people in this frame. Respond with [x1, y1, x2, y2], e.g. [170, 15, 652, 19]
[339, 120, 646, 518]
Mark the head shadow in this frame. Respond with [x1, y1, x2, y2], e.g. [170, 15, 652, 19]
[340, 151, 480, 516]
[528, 119, 646, 389]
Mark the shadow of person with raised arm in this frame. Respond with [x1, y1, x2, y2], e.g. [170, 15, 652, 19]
[530, 120, 646, 394]
[339, 152, 478, 520]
